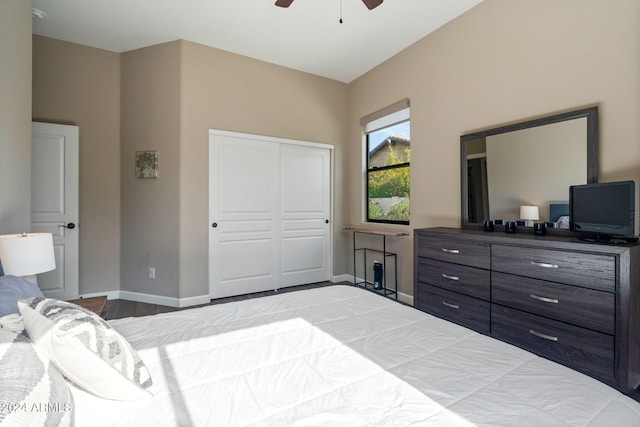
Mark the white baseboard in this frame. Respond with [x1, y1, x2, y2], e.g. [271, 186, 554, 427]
[80, 278, 415, 309]
[177, 294, 212, 307]
[80, 290, 210, 308]
[331, 274, 352, 283]
[339, 274, 414, 306]
[396, 291, 414, 306]
[118, 291, 210, 308]
[79, 290, 121, 300]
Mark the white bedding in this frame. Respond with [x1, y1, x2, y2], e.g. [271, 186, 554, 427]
[71, 285, 640, 426]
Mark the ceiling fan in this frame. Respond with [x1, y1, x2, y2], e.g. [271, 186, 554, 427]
[275, 0, 383, 10]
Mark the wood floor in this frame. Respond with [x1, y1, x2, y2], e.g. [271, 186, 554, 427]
[106, 281, 347, 320]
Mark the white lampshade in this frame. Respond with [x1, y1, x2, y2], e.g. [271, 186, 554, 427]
[520, 205, 540, 221]
[0, 233, 56, 277]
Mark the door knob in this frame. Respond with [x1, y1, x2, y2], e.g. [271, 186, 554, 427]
[58, 223, 76, 229]
[212, 222, 218, 228]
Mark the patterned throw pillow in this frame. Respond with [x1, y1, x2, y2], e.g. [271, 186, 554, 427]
[18, 298, 153, 401]
[0, 313, 25, 335]
[0, 327, 73, 427]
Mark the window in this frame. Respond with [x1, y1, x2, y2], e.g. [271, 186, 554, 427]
[362, 100, 410, 224]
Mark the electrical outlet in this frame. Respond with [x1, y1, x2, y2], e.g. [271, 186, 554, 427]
[148, 267, 156, 279]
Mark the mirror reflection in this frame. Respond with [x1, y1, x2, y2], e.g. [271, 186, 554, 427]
[461, 107, 598, 231]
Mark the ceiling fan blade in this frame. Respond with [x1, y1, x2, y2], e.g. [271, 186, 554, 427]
[362, 0, 383, 10]
[275, 0, 294, 7]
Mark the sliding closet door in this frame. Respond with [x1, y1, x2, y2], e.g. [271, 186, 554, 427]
[280, 144, 331, 286]
[209, 132, 281, 298]
[209, 130, 332, 299]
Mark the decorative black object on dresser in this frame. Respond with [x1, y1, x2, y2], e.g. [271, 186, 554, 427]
[414, 227, 640, 395]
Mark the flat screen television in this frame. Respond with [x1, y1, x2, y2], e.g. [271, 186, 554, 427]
[569, 180, 636, 242]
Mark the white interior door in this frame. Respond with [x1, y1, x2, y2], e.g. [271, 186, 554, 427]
[31, 122, 79, 300]
[210, 132, 280, 298]
[209, 130, 332, 299]
[280, 144, 331, 286]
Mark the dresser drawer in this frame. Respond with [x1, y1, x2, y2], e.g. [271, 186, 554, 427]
[492, 305, 614, 382]
[492, 272, 615, 334]
[417, 236, 490, 269]
[418, 258, 490, 301]
[492, 245, 615, 292]
[416, 283, 490, 334]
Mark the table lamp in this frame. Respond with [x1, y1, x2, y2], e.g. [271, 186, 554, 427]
[520, 206, 540, 227]
[0, 233, 56, 279]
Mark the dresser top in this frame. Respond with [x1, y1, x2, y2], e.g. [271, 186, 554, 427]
[415, 227, 638, 255]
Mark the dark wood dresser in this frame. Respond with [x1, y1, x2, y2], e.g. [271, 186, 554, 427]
[414, 227, 640, 395]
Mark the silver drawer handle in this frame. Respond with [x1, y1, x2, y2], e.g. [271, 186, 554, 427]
[530, 294, 559, 304]
[530, 261, 558, 269]
[442, 301, 460, 309]
[529, 329, 558, 342]
[441, 248, 460, 254]
[441, 273, 460, 281]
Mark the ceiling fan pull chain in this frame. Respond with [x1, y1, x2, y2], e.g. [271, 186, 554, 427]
[339, 0, 343, 24]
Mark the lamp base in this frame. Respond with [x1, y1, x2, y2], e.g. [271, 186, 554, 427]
[21, 274, 39, 285]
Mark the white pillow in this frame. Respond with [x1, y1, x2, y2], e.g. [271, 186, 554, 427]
[19, 298, 153, 401]
[0, 313, 25, 335]
[0, 327, 73, 427]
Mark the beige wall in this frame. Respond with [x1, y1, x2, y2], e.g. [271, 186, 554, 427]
[347, 0, 640, 297]
[119, 40, 348, 299]
[32, 36, 121, 294]
[120, 42, 182, 297]
[179, 41, 349, 298]
[0, 0, 32, 234]
[27, 0, 640, 300]
[31, 37, 348, 300]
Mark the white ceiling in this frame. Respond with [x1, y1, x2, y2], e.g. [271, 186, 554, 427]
[32, 0, 484, 83]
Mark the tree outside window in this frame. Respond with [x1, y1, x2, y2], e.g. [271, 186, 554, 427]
[367, 121, 410, 223]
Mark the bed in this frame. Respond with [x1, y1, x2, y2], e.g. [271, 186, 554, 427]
[69, 285, 640, 426]
[4, 284, 640, 426]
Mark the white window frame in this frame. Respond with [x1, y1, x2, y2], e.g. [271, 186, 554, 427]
[361, 99, 411, 224]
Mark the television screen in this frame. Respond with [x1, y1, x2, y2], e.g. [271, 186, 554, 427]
[570, 180, 635, 240]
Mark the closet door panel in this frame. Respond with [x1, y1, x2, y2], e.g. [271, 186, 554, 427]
[281, 144, 331, 286]
[210, 131, 332, 298]
[210, 132, 280, 298]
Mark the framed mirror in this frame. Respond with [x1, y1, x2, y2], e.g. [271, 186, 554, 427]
[461, 107, 598, 234]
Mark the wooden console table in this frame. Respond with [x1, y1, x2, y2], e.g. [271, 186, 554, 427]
[344, 227, 409, 300]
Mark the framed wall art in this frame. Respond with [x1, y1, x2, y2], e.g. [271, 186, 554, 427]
[135, 151, 158, 178]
